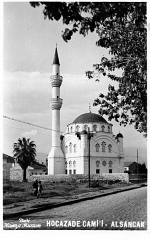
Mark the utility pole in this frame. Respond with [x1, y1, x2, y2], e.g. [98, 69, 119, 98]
[88, 128, 91, 188]
[137, 149, 139, 184]
[87, 127, 93, 188]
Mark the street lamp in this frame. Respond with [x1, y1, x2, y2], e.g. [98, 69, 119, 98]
[137, 149, 139, 184]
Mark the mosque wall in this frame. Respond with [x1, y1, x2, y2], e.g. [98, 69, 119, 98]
[84, 157, 124, 174]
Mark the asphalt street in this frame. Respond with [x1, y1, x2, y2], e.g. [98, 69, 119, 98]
[3, 186, 147, 230]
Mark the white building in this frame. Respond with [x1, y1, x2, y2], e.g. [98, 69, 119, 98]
[48, 47, 124, 175]
[61, 113, 124, 174]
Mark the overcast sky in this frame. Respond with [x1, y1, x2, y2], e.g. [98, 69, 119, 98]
[3, 2, 147, 163]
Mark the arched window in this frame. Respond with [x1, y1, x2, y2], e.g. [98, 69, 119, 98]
[65, 146, 68, 154]
[93, 124, 97, 132]
[69, 142, 72, 153]
[109, 160, 113, 168]
[108, 144, 112, 153]
[108, 126, 111, 133]
[101, 141, 106, 152]
[102, 160, 107, 166]
[84, 124, 88, 131]
[74, 144, 77, 153]
[70, 126, 73, 133]
[73, 160, 76, 168]
[95, 143, 100, 152]
[96, 160, 100, 168]
[76, 125, 80, 132]
[101, 125, 105, 132]
[69, 160, 72, 168]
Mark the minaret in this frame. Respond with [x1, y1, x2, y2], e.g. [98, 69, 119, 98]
[48, 46, 65, 174]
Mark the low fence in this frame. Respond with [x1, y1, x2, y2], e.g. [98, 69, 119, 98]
[28, 173, 129, 183]
[129, 174, 147, 183]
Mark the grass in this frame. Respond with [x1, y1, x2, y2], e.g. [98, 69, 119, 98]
[3, 179, 130, 206]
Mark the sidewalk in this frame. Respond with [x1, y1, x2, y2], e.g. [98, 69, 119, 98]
[3, 183, 147, 220]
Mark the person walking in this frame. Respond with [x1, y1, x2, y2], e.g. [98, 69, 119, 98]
[32, 179, 38, 196]
[38, 181, 43, 197]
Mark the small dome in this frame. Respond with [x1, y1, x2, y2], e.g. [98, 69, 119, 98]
[81, 130, 87, 134]
[117, 133, 123, 138]
[73, 112, 108, 124]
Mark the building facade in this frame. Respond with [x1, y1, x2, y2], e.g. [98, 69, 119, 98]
[61, 113, 124, 174]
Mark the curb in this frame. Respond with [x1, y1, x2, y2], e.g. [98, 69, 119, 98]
[3, 184, 147, 220]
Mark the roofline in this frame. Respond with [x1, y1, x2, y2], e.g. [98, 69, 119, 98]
[67, 122, 113, 127]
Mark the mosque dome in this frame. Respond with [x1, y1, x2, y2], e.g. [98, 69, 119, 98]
[81, 130, 88, 134]
[73, 112, 108, 124]
[116, 133, 123, 138]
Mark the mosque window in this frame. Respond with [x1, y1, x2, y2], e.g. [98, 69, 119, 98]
[65, 169, 67, 174]
[93, 124, 97, 132]
[96, 169, 100, 174]
[101, 125, 105, 132]
[73, 169, 76, 174]
[74, 144, 77, 153]
[73, 160, 76, 168]
[96, 160, 100, 168]
[101, 141, 106, 152]
[95, 143, 100, 152]
[84, 124, 88, 131]
[69, 160, 72, 168]
[69, 170, 72, 174]
[108, 126, 111, 133]
[65, 146, 68, 154]
[109, 160, 113, 168]
[108, 144, 112, 153]
[109, 169, 112, 173]
[69, 142, 72, 153]
[102, 160, 107, 166]
[76, 125, 80, 132]
[70, 126, 73, 133]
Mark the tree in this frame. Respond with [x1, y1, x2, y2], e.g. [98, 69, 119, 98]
[13, 137, 36, 182]
[30, 2, 147, 136]
[139, 163, 147, 174]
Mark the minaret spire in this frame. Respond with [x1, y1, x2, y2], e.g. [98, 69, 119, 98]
[53, 45, 60, 65]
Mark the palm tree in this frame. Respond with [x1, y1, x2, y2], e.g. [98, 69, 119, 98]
[13, 137, 36, 182]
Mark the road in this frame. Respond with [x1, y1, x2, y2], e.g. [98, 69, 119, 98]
[3, 187, 147, 230]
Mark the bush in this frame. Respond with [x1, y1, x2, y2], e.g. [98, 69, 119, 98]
[3, 183, 25, 193]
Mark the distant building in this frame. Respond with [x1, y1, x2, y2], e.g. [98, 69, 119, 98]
[3, 154, 47, 181]
[3, 154, 15, 180]
[29, 162, 47, 175]
[124, 162, 137, 174]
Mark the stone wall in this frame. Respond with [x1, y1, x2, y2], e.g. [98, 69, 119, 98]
[28, 173, 129, 183]
[10, 168, 31, 181]
[9, 162, 129, 183]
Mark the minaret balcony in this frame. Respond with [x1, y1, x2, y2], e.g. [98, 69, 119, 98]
[50, 75, 63, 87]
[50, 98, 63, 110]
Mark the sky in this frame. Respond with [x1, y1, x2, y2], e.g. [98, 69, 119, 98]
[2, 1, 147, 164]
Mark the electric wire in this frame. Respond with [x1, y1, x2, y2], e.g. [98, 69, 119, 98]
[3, 115, 65, 134]
[3, 124, 51, 137]
[3, 115, 146, 163]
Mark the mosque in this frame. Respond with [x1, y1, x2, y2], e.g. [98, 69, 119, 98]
[48, 47, 124, 175]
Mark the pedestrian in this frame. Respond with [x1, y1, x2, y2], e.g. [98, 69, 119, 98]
[38, 181, 43, 196]
[32, 179, 38, 196]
